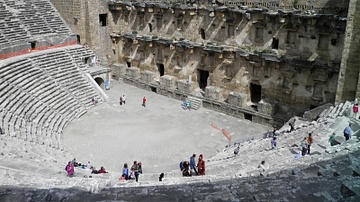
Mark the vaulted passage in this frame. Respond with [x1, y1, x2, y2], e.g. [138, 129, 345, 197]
[95, 77, 104, 89]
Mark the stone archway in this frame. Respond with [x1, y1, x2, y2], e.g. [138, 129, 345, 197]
[94, 77, 105, 89]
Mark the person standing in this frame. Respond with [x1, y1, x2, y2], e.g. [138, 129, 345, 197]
[307, 133, 314, 155]
[142, 96, 147, 107]
[120, 96, 123, 106]
[197, 154, 205, 175]
[123, 95, 126, 104]
[271, 137, 277, 150]
[131, 161, 140, 182]
[66, 162, 74, 176]
[189, 154, 198, 175]
[344, 124, 353, 141]
[353, 103, 358, 119]
[301, 137, 308, 156]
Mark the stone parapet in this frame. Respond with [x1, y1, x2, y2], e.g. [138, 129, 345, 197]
[177, 79, 193, 94]
[205, 86, 223, 101]
[227, 92, 248, 107]
[140, 70, 155, 83]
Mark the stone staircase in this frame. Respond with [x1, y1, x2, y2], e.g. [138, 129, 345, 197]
[185, 96, 202, 110]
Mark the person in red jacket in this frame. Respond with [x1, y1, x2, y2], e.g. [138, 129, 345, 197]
[197, 154, 205, 175]
[142, 96, 147, 107]
[353, 103, 358, 119]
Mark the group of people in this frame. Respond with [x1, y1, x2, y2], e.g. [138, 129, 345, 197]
[119, 94, 148, 108]
[300, 133, 314, 156]
[65, 158, 108, 176]
[180, 154, 205, 177]
[182, 100, 193, 110]
[120, 161, 143, 182]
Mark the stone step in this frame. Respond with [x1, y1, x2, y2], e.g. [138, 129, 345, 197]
[185, 96, 202, 110]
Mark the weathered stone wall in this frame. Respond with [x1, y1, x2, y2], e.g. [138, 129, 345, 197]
[105, 1, 346, 120]
[50, 0, 353, 121]
[335, 0, 360, 104]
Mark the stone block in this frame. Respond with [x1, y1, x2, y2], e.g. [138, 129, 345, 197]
[205, 86, 223, 100]
[177, 79, 193, 94]
[227, 92, 247, 107]
[160, 75, 177, 90]
[125, 67, 140, 79]
[140, 70, 155, 83]
[258, 100, 278, 115]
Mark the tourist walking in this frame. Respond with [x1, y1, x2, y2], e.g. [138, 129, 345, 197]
[131, 161, 140, 182]
[307, 133, 314, 154]
[353, 103, 358, 119]
[189, 154, 198, 175]
[120, 96, 123, 106]
[197, 154, 205, 175]
[344, 124, 353, 141]
[142, 96, 146, 107]
[123, 95, 126, 104]
[271, 137, 277, 150]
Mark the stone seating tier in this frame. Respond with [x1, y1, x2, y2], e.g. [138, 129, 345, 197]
[0, 45, 103, 150]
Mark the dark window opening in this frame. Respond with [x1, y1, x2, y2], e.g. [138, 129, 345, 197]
[99, 14, 108, 26]
[126, 62, 131, 67]
[331, 39, 337, 46]
[272, 38, 279, 49]
[250, 83, 262, 103]
[157, 63, 164, 76]
[151, 87, 157, 93]
[244, 113, 253, 121]
[200, 28, 205, 40]
[76, 35, 81, 44]
[30, 42, 36, 50]
[198, 69, 209, 91]
[148, 23, 152, 32]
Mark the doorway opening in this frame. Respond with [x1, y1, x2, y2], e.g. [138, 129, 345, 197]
[244, 113, 253, 121]
[200, 28, 205, 40]
[76, 35, 81, 44]
[126, 62, 131, 67]
[151, 87, 157, 93]
[197, 69, 209, 91]
[250, 83, 261, 103]
[148, 23, 152, 32]
[30, 41, 36, 50]
[157, 63, 164, 76]
[272, 37, 279, 49]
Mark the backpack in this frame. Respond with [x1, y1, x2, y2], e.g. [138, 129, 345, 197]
[65, 165, 68, 171]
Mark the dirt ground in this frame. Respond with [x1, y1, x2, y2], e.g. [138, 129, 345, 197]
[63, 81, 270, 173]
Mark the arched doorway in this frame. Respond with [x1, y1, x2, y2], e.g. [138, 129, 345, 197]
[95, 77, 105, 89]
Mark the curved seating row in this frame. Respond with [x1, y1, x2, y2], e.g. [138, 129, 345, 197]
[0, 45, 103, 149]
